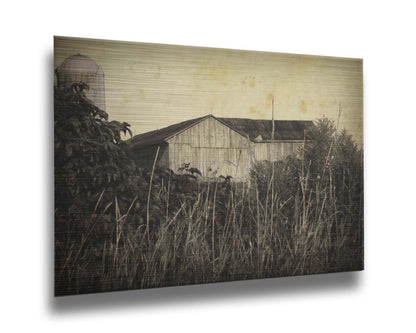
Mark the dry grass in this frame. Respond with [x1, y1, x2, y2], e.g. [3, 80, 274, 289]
[55, 115, 363, 296]
[55, 155, 363, 295]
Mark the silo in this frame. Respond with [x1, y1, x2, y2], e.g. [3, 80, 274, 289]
[55, 54, 106, 110]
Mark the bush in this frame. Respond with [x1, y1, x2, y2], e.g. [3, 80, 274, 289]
[249, 118, 363, 274]
[54, 84, 136, 212]
[55, 91, 363, 295]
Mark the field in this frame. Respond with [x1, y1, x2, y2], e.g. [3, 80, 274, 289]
[54, 85, 363, 296]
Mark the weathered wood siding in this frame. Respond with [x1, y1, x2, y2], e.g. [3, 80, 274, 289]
[253, 141, 303, 161]
[168, 117, 252, 180]
[132, 118, 304, 180]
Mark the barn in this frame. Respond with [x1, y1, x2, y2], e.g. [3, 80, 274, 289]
[129, 115, 312, 180]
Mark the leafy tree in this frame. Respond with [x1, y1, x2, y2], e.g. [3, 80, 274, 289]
[54, 83, 135, 212]
[303, 117, 363, 206]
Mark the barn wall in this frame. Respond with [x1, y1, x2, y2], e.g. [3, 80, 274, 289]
[132, 143, 169, 170]
[167, 117, 252, 180]
[253, 141, 303, 161]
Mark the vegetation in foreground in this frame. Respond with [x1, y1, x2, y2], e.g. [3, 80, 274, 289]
[54, 85, 363, 295]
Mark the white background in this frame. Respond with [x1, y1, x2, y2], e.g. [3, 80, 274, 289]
[1, 0, 415, 332]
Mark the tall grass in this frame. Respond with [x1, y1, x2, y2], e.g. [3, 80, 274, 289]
[55, 154, 363, 295]
[55, 115, 363, 296]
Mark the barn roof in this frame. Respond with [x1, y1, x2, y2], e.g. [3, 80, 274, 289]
[129, 115, 312, 148]
[129, 115, 210, 148]
[217, 118, 312, 141]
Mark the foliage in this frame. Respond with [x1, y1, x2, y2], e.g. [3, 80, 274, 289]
[55, 92, 363, 295]
[250, 117, 363, 273]
[54, 83, 135, 212]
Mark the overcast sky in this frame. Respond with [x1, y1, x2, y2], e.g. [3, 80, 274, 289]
[54, 36, 363, 145]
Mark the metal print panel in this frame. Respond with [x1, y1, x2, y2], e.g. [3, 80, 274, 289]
[54, 36, 363, 296]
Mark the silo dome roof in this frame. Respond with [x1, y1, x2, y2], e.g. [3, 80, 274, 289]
[56, 54, 103, 74]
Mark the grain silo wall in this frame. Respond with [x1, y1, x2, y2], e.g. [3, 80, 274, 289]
[56, 69, 106, 111]
[55, 55, 106, 111]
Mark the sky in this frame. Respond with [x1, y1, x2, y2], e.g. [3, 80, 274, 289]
[54, 36, 363, 145]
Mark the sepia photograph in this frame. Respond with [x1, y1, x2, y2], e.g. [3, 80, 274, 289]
[54, 36, 363, 296]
